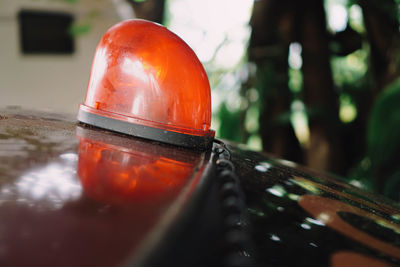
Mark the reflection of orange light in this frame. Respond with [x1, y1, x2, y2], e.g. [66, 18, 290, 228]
[78, 19, 214, 148]
[330, 251, 395, 267]
[77, 131, 202, 205]
[299, 195, 400, 259]
[293, 175, 400, 215]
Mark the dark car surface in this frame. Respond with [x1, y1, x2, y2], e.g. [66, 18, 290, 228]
[0, 108, 399, 267]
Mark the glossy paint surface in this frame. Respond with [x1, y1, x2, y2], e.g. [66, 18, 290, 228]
[2, 109, 400, 267]
[228, 143, 400, 266]
[0, 109, 206, 267]
[82, 19, 212, 136]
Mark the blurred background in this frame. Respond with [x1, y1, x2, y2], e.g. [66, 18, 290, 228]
[1, 0, 400, 201]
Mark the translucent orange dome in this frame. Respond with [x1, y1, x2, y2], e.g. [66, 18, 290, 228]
[77, 19, 214, 149]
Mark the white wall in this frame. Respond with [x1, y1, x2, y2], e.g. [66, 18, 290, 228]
[0, 0, 124, 114]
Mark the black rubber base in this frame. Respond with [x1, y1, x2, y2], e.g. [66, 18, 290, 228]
[77, 109, 214, 150]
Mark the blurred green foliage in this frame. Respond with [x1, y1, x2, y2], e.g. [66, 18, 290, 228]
[367, 78, 400, 169]
[68, 23, 91, 36]
[218, 103, 242, 142]
[210, 0, 400, 202]
[350, 78, 400, 200]
[348, 77, 400, 198]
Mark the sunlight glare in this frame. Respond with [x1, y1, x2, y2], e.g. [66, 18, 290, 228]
[326, 3, 348, 32]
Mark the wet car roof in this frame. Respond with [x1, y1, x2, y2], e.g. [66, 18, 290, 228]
[1, 108, 400, 267]
[228, 143, 400, 266]
[0, 109, 212, 267]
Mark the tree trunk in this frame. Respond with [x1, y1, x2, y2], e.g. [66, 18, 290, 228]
[360, 0, 400, 94]
[126, 0, 165, 24]
[299, 0, 342, 172]
[249, 0, 303, 163]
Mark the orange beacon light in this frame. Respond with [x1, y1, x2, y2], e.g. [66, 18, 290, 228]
[77, 19, 214, 149]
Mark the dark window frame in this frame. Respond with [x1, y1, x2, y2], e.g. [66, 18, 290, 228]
[18, 10, 75, 54]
